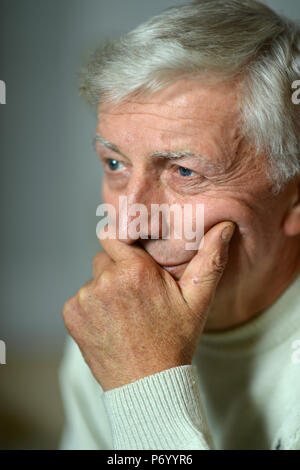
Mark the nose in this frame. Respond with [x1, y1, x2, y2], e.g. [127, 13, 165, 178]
[126, 173, 152, 207]
[117, 172, 166, 243]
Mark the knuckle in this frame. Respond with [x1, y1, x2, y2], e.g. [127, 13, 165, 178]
[95, 269, 115, 294]
[210, 250, 227, 274]
[62, 298, 76, 330]
[62, 297, 73, 317]
[62, 302, 68, 320]
[78, 286, 88, 305]
[126, 256, 149, 283]
[200, 251, 227, 289]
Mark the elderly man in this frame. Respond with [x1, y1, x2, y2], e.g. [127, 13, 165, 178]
[59, 0, 300, 450]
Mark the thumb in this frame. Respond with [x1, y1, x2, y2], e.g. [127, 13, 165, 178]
[179, 221, 236, 314]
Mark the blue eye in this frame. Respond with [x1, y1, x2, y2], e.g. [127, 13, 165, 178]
[107, 159, 123, 171]
[178, 166, 194, 177]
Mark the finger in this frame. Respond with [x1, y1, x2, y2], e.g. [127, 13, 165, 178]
[179, 221, 236, 313]
[63, 278, 94, 327]
[77, 279, 95, 312]
[92, 250, 115, 279]
[97, 224, 153, 263]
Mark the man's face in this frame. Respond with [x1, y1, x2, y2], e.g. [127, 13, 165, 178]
[95, 78, 295, 324]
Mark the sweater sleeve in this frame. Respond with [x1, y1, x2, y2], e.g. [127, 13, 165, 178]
[58, 336, 113, 450]
[103, 365, 215, 450]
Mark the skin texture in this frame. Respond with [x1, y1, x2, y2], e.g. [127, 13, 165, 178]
[62, 78, 300, 391]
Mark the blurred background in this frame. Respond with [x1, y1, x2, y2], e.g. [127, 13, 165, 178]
[0, 0, 299, 450]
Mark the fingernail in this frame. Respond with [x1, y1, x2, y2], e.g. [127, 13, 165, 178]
[221, 223, 235, 243]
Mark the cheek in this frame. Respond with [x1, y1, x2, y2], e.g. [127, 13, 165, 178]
[199, 197, 272, 258]
[206, 199, 286, 274]
[200, 196, 257, 233]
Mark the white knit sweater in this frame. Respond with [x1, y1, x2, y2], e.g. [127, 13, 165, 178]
[58, 272, 300, 450]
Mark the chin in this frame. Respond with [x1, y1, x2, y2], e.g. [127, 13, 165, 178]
[159, 262, 189, 280]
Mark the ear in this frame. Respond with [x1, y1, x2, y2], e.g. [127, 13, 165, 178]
[282, 178, 300, 236]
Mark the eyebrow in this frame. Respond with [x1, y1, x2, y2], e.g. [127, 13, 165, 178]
[93, 134, 121, 154]
[93, 133, 207, 161]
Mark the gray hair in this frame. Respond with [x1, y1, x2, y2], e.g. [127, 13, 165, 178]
[79, 0, 300, 193]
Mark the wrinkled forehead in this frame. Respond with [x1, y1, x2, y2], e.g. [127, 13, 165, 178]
[98, 78, 240, 122]
[97, 79, 245, 173]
